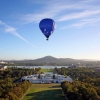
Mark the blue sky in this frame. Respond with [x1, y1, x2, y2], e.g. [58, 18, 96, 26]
[0, 0, 100, 60]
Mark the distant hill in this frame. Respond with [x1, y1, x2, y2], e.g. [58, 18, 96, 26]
[1, 56, 100, 66]
[34, 56, 58, 62]
[32, 56, 79, 63]
[33, 57, 100, 64]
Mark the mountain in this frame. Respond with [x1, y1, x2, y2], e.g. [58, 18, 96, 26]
[4, 56, 78, 65]
[1, 56, 100, 66]
[32, 56, 79, 64]
[34, 56, 58, 62]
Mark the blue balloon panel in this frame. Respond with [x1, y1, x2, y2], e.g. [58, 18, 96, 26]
[39, 18, 55, 40]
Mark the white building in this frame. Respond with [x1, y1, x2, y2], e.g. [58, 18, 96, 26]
[0, 61, 8, 64]
[21, 73, 73, 84]
[0, 65, 7, 70]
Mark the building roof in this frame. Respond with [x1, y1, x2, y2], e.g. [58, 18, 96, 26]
[0, 65, 4, 68]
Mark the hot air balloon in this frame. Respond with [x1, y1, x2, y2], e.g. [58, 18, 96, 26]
[39, 18, 55, 40]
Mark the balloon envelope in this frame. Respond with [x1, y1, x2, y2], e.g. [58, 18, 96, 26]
[39, 18, 55, 40]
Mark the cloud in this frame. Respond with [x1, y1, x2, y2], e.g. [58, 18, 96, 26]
[0, 20, 5, 25]
[22, 12, 55, 24]
[0, 20, 35, 48]
[21, 1, 82, 23]
[58, 10, 100, 21]
[21, 0, 100, 29]
[61, 17, 100, 29]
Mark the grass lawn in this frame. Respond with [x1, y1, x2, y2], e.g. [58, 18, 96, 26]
[40, 68, 54, 72]
[22, 84, 65, 100]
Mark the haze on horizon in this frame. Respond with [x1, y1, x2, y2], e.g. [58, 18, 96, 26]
[0, 0, 100, 60]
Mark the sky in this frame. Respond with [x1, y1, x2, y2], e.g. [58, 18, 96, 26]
[0, 0, 100, 60]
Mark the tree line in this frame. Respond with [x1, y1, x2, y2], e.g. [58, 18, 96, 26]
[0, 67, 41, 100]
[61, 81, 100, 100]
[55, 67, 100, 100]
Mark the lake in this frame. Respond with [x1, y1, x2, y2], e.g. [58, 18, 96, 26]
[8, 66, 68, 69]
